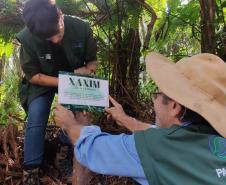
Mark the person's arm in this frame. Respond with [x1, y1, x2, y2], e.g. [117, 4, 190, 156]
[29, 73, 58, 87]
[105, 96, 151, 132]
[74, 126, 147, 185]
[113, 115, 152, 132]
[32, 60, 98, 86]
[54, 104, 147, 185]
[54, 105, 84, 143]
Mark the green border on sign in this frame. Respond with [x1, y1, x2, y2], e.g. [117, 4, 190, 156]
[62, 104, 105, 112]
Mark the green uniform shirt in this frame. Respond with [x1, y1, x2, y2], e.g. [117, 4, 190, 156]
[134, 123, 226, 185]
[16, 15, 97, 110]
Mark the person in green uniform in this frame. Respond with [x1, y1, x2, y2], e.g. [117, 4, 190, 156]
[54, 52, 226, 185]
[16, 0, 97, 184]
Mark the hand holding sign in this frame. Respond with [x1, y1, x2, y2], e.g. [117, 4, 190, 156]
[74, 61, 98, 75]
[105, 96, 127, 126]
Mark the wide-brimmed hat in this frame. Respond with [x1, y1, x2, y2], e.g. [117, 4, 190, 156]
[145, 52, 226, 137]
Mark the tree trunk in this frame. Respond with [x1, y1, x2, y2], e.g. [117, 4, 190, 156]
[199, 0, 216, 53]
[112, 28, 141, 102]
[72, 159, 93, 185]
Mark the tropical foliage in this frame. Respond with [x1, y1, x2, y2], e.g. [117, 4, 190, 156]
[0, 0, 225, 184]
[0, 0, 225, 124]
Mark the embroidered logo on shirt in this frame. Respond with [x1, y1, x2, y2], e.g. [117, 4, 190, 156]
[209, 135, 226, 159]
[216, 168, 226, 178]
[72, 42, 83, 48]
[45, 53, 52, 60]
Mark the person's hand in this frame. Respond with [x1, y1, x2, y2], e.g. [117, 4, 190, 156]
[86, 60, 98, 74]
[74, 66, 90, 75]
[54, 104, 77, 130]
[74, 61, 98, 75]
[104, 96, 128, 126]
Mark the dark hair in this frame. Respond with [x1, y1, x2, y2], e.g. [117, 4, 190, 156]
[181, 108, 210, 125]
[22, 0, 60, 39]
[161, 94, 210, 125]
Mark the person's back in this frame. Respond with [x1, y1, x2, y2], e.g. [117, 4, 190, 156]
[54, 52, 226, 185]
[135, 122, 226, 185]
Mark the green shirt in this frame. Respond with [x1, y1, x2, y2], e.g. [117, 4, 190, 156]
[134, 123, 226, 185]
[16, 15, 97, 110]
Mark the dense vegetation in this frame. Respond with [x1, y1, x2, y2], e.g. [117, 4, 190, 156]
[0, 0, 225, 184]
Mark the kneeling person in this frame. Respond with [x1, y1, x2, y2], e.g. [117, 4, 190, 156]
[54, 53, 226, 185]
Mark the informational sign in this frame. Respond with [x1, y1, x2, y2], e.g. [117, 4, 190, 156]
[58, 71, 109, 112]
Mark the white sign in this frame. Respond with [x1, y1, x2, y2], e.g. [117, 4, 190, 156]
[58, 72, 109, 112]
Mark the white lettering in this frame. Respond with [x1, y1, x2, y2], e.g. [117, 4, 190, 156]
[216, 169, 223, 177]
[216, 168, 226, 178]
[223, 168, 226, 176]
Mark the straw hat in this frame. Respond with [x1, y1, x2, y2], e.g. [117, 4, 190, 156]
[145, 52, 226, 137]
